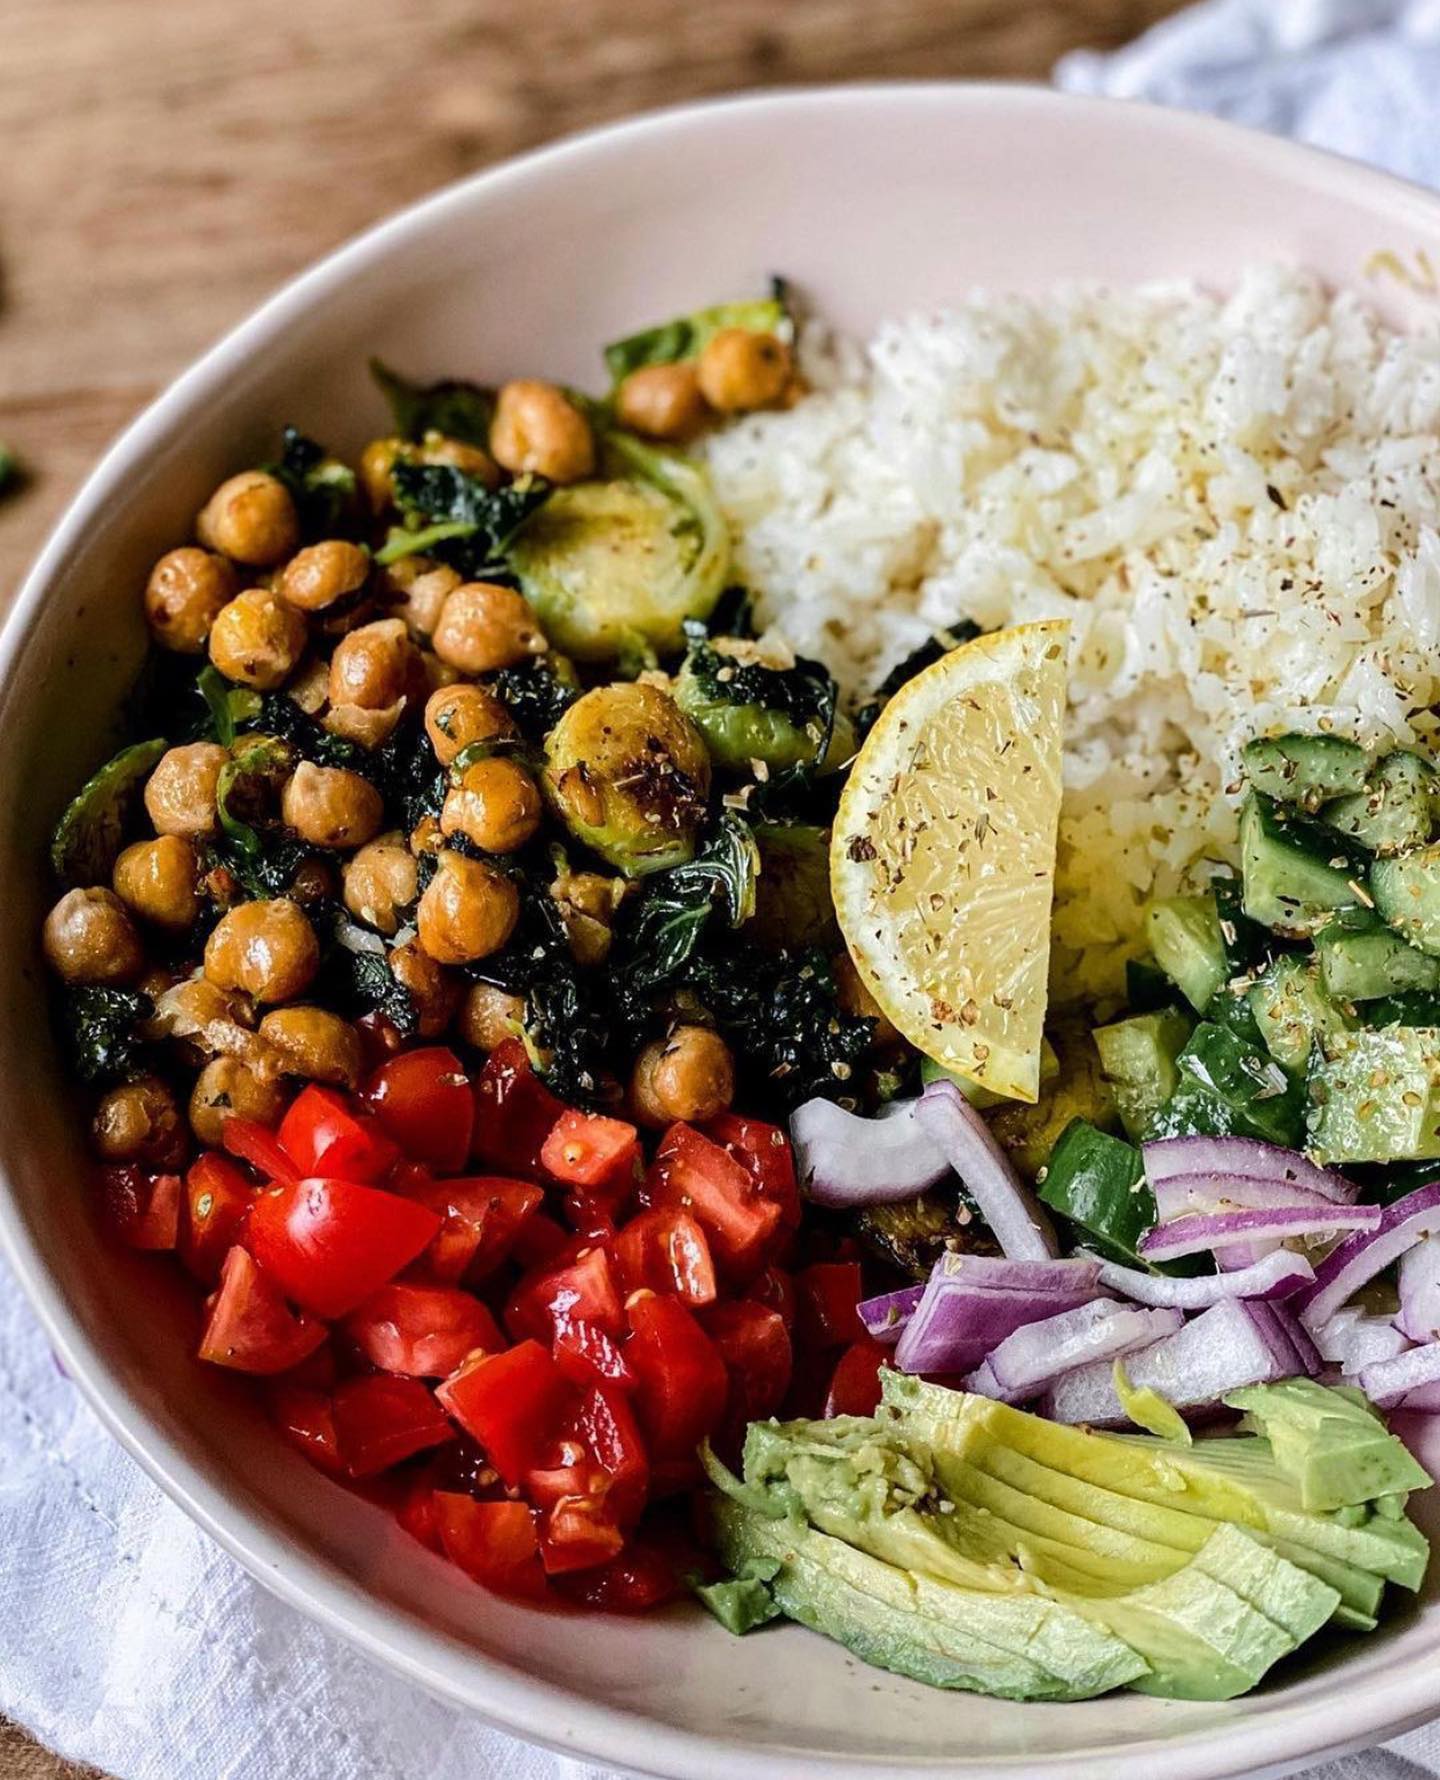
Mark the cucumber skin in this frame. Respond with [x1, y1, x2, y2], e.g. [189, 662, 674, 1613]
[1242, 734, 1369, 812]
[1324, 751, 1436, 856]
[1240, 795, 1365, 936]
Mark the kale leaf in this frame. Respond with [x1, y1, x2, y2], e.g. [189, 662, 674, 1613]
[370, 358, 495, 449]
[483, 657, 579, 740]
[855, 621, 983, 736]
[57, 985, 154, 1084]
[253, 690, 367, 771]
[620, 813, 760, 992]
[267, 426, 361, 539]
[378, 462, 550, 580]
[681, 619, 837, 728]
[322, 944, 421, 1041]
[374, 712, 448, 833]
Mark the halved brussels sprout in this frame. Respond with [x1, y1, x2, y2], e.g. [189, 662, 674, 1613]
[750, 823, 837, 950]
[543, 682, 711, 878]
[50, 737, 167, 888]
[509, 435, 729, 662]
[674, 637, 853, 774]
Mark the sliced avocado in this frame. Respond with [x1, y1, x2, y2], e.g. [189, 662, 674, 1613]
[1093, 1009, 1194, 1141]
[1324, 750, 1437, 855]
[1268, 1536, 1382, 1630]
[1248, 953, 1351, 1072]
[1307, 1027, 1440, 1164]
[1242, 733, 1370, 812]
[1146, 894, 1228, 1012]
[1225, 1379, 1431, 1511]
[1373, 846, 1440, 958]
[1315, 913, 1440, 1002]
[1240, 794, 1366, 935]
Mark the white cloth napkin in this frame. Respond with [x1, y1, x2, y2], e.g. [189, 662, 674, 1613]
[9, 6, 1440, 1777]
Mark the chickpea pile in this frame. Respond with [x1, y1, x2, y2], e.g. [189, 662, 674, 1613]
[38, 336, 828, 1164]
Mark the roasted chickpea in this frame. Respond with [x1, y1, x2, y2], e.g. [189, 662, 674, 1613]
[287, 857, 339, 908]
[359, 437, 406, 511]
[195, 470, 299, 566]
[456, 981, 525, 1052]
[388, 938, 461, 1038]
[143, 548, 238, 653]
[421, 431, 500, 485]
[281, 762, 384, 850]
[208, 586, 308, 690]
[42, 887, 144, 985]
[432, 582, 545, 676]
[280, 540, 370, 613]
[204, 898, 319, 1003]
[187, 1056, 287, 1148]
[441, 757, 542, 855]
[112, 835, 200, 932]
[631, 1025, 735, 1127]
[257, 1006, 362, 1087]
[144, 742, 228, 839]
[383, 557, 461, 642]
[93, 1075, 189, 1167]
[615, 363, 709, 441]
[696, 329, 792, 414]
[409, 814, 444, 857]
[416, 851, 520, 965]
[423, 683, 517, 766]
[552, 869, 623, 967]
[328, 617, 412, 709]
[342, 832, 418, 934]
[833, 952, 900, 1048]
[490, 379, 594, 484]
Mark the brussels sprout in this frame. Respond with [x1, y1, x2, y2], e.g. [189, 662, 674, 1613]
[750, 823, 836, 950]
[603, 296, 790, 385]
[854, 1188, 998, 1281]
[510, 434, 729, 661]
[50, 737, 168, 888]
[543, 682, 711, 878]
[674, 635, 853, 775]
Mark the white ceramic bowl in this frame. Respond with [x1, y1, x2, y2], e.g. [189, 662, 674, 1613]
[8, 84, 1440, 1780]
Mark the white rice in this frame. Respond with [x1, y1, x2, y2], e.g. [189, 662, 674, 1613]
[701, 266, 1440, 1000]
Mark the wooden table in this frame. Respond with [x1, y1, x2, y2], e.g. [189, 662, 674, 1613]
[0, 1, 1183, 1774]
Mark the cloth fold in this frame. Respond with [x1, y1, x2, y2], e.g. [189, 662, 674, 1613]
[8, 3, 1440, 1776]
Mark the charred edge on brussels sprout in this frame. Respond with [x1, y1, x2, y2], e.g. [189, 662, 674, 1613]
[369, 359, 495, 450]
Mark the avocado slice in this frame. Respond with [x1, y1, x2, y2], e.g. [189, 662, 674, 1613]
[1224, 1378, 1431, 1511]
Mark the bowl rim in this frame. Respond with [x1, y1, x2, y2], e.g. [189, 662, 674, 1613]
[8, 80, 1440, 1780]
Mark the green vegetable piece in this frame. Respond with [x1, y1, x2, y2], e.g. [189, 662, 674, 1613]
[1247, 954, 1350, 1073]
[988, 1024, 1119, 1180]
[620, 810, 760, 981]
[1093, 1008, 1194, 1141]
[215, 735, 293, 859]
[369, 358, 494, 448]
[196, 664, 262, 749]
[1147, 1020, 1307, 1149]
[1225, 1380, 1430, 1513]
[1113, 1362, 1191, 1444]
[603, 297, 787, 384]
[49, 737, 168, 888]
[1240, 794, 1366, 935]
[510, 434, 729, 661]
[1038, 1119, 1154, 1265]
[1307, 1026, 1440, 1164]
[381, 460, 549, 576]
[1357, 990, 1440, 1030]
[1145, 894, 1228, 1012]
[1125, 957, 1177, 1013]
[1324, 749, 1437, 855]
[749, 823, 836, 950]
[1315, 914, 1440, 1001]
[690, 1569, 783, 1636]
[56, 984, 154, 1084]
[1372, 844, 1440, 958]
[267, 426, 360, 540]
[1242, 733, 1370, 811]
[674, 636, 851, 776]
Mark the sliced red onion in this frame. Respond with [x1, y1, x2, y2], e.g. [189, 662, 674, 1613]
[1359, 1341, 1440, 1409]
[1138, 1203, 1380, 1262]
[790, 1095, 950, 1209]
[1152, 1169, 1361, 1223]
[1041, 1299, 1294, 1426]
[1398, 1235, 1440, 1343]
[972, 1300, 1182, 1400]
[965, 1359, 1008, 1400]
[1401, 1381, 1440, 1411]
[930, 1253, 1102, 1294]
[1215, 1240, 1282, 1272]
[857, 1284, 924, 1346]
[1142, 1136, 1360, 1204]
[1312, 1306, 1413, 1373]
[915, 1081, 1057, 1260]
[1254, 1300, 1321, 1378]
[1297, 1182, 1440, 1335]
[1090, 1248, 1315, 1309]
[1384, 1410, 1440, 1479]
[894, 1278, 1100, 1376]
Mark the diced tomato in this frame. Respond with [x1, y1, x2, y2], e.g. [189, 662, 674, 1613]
[573, 1385, 649, 1526]
[625, 1294, 728, 1478]
[509, 1209, 570, 1269]
[282, 1340, 338, 1389]
[363, 1047, 474, 1174]
[356, 1009, 405, 1072]
[344, 1282, 503, 1378]
[745, 1264, 796, 1331]
[331, 1373, 454, 1478]
[180, 1154, 256, 1283]
[524, 1450, 605, 1510]
[646, 1123, 782, 1280]
[611, 1207, 717, 1307]
[560, 1191, 619, 1242]
[553, 1318, 636, 1392]
[825, 1338, 890, 1418]
[395, 1472, 444, 1553]
[99, 1166, 182, 1250]
[539, 1493, 626, 1575]
[794, 1261, 864, 1350]
[436, 1340, 573, 1488]
[704, 1300, 793, 1426]
[472, 1039, 564, 1177]
[413, 1176, 543, 1284]
[267, 1382, 344, 1474]
[705, 1112, 801, 1235]
[246, 1176, 440, 1319]
[433, 1494, 546, 1599]
[506, 1245, 623, 1344]
[198, 1246, 327, 1375]
[385, 1158, 436, 1201]
[540, 1109, 640, 1198]
[554, 1540, 682, 1612]
[222, 1118, 299, 1185]
[278, 1085, 399, 1184]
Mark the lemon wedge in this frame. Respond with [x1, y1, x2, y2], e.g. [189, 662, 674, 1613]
[831, 620, 1069, 1104]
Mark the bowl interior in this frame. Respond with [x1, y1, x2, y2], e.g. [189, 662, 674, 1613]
[7, 86, 1440, 1780]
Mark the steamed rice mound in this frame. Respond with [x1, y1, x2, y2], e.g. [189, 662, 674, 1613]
[702, 266, 1440, 1000]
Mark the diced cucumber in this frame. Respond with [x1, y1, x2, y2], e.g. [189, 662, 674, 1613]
[1212, 876, 1272, 977]
[1093, 1008, 1195, 1142]
[1358, 990, 1440, 1030]
[1242, 733, 1370, 812]
[1372, 846, 1440, 958]
[1247, 955, 1351, 1074]
[1126, 957, 1180, 1015]
[1324, 751, 1437, 856]
[1146, 894, 1228, 1013]
[1307, 1028, 1440, 1165]
[1146, 1020, 1307, 1149]
[1037, 1119, 1155, 1266]
[1315, 914, 1440, 1002]
[1240, 795, 1366, 936]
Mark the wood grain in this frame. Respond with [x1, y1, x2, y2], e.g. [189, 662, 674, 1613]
[0, 0, 1183, 1773]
